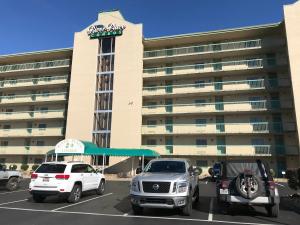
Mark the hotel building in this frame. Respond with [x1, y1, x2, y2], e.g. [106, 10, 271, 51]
[1, 1, 300, 176]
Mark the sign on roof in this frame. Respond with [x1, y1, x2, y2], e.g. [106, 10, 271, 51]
[87, 23, 126, 39]
[55, 139, 84, 154]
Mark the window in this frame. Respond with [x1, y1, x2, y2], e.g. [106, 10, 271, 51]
[42, 91, 50, 97]
[87, 165, 96, 173]
[36, 140, 45, 146]
[196, 119, 207, 126]
[147, 120, 157, 127]
[251, 138, 265, 146]
[146, 102, 157, 109]
[196, 160, 208, 167]
[34, 158, 43, 164]
[40, 107, 48, 113]
[71, 164, 87, 173]
[145, 84, 157, 91]
[195, 63, 204, 70]
[5, 109, 13, 114]
[38, 124, 47, 130]
[0, 141, 9, 146]
[42, 76, 52, 82]
[7, 94, 15, 99]
[195, 99, 206, 106]
[146, 139, 157, 146]
[3, 125, 11, 130]
[196, 139, 207, 147]
[195, 80, 205, 88]
[36, 164, 66, 173]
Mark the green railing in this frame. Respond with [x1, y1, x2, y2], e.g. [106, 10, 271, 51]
[144, 39, 261, 58]
[143, 58, 263, 75]
[0, 92, 67, 101]
[0, 109, 65, 116]
[0, 59, 70, 73]
[0, 127, 65, 135]
[0, 75, 68, 87]
[143, 79, 265, 91]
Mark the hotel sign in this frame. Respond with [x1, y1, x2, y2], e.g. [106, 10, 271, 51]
[87, 23, 126, 39]
[55, 139, 85, 154]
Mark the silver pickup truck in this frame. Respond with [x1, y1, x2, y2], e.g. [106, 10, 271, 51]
[130, 158, 199, 215]
[0, 164, 22, 191]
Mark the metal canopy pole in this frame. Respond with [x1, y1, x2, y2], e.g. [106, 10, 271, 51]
[51, 154, 54, 162]
[131, 157, 134, 177]
[142, 155, 145, 170]
[44, 154, 47, 162]
[55, 154, 58, 162]
[102, 154, 105, 174]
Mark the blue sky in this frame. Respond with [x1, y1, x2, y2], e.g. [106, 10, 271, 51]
[0, 0, 297, 55]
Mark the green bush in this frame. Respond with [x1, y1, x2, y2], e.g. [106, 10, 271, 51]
[31, 164, 39, 171]
[286, 168, 300, 191]
[21, 164, 29, 171]
[9, 165, 17, 170]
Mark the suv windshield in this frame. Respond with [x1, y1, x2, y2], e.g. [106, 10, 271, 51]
[35, 164, 66, 173]
[144, 161, 186, 173]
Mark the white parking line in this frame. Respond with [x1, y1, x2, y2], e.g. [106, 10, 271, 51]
[208, 197, 213, 221]
[0, 206, 277, 225]
[0, 189, 28, 195]
[0, 199, 28, 206]
[275, 183, 285, 187]
[51, 192, 113, 211]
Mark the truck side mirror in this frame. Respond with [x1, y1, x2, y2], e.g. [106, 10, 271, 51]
[136, 167, 142, 174]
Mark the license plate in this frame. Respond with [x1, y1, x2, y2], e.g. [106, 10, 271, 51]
[43, 178, 49, 182]
[220, 189, 229, 194]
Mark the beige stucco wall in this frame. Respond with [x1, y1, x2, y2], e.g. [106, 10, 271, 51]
[284, 1, 300, 157]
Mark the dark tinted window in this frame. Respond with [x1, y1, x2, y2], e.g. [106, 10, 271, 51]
[36, 164, 66, 173]
[71, 164, 88, 173]
[145, 161, 186, 173]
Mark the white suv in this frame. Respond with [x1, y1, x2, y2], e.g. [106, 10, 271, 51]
[29, 161, 105, 203]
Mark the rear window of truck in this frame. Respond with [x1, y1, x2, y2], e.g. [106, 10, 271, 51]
[35, 164, 66, 173]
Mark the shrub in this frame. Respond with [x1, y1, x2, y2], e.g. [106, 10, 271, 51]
[9, 165, 17, 170]
[286, 168, 300, 191]
[31, 164, 39, 171]
[21, 164, 29, 171]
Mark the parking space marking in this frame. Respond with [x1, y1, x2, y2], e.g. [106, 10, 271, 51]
[51, 192, 113, 211]
[0, 199, 28, 206]
[275, 183, 285, 187]
[208, 197, 213, 221]
[0, 189, 28, 195]
[0, 206, 277, 225]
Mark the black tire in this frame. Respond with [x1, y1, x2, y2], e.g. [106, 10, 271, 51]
[181, 195, 192, 216]
[193, 186, 199, 203]
[266, 204, 279, 217]
[96, 179, 105, 195]
[6, 177, 19, 191]
[132, 204, 143, 215]
[67, 184, 82, 203]
[235, 174, 262, 199]
[32, 194, 46, 203]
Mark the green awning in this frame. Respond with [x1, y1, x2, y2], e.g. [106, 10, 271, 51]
[46, 141, 159, 157]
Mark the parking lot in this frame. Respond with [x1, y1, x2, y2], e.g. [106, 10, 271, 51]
[0, 179, 299, 225]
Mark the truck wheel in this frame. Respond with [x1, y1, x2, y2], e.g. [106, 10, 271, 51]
[265, 204, 279, 217]
[96, 180, 105, 195]
[67, 184, 82, 203]
[235, 174, 261, 199]
[132, 204, 143, 215]
[32, 194, 46, 203]
[6, 177, 19, 191]
[181, 195, 192, 216]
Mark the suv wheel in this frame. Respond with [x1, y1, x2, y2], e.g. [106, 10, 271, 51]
[181, 195, 192, 216]
[235, 174, 261, 199]
[6, 177, 19, 191]
[32, 194, 46, 203]
[265, 203, 279, 217]
[132, 204, 143, 215]
[96, 180, 105, 195]
[67, 184, 82, 203]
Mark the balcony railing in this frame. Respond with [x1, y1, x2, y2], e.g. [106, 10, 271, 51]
[142, 122, 294, 135]
[0, 92, 67, 104]
[0, 109, 65, 121]
[144, 39, 261, 58]
[0, 59, 70, 73]
[0, 75, 68, 88]
[142, 100, 291, 115]
[0, 146, 54, 155]
[0, 127, 65, 137]
[143, 59, 264, 77]
[141, 144, 299, 156]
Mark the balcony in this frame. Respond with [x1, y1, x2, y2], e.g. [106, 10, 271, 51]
[0, 59, 70, 74]
[142, 122, 296, 135]
[144, 39, 261, 59]
[142, 145, 299, 156]
[143, 59, 264, 78]
[0, 127, 64, 138]
[0, 75, 68, 89]
[0, 92, 67, 105]
[0, 110, 65, 121]
[142, 100, 292, 116]
[0, 146, 53, 155]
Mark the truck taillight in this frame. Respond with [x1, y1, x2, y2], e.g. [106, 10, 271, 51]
[221, 180, 230, 189]
[268, 181, 276, 190]
[31, 173, 38, 179]
[55, 174, 70, 180]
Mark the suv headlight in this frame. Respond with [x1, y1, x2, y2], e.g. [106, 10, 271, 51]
[177, 182, 188, 193]
[131, 180, 140, 192]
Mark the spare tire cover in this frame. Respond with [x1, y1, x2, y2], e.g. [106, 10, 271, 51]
[235, 174, 262, 199]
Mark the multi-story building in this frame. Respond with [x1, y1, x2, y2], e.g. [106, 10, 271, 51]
[1, 1, 300, 176]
